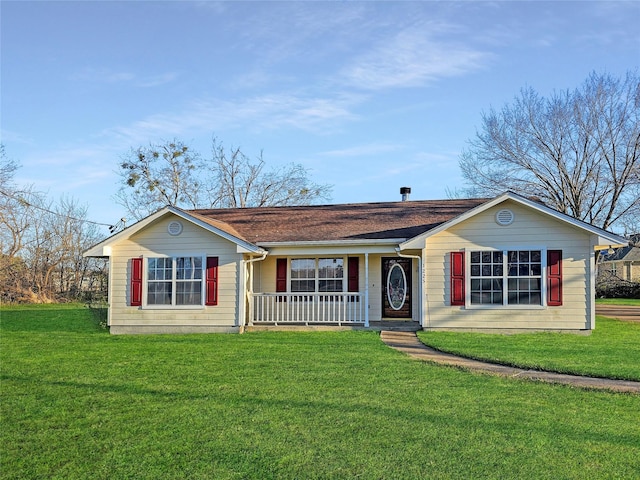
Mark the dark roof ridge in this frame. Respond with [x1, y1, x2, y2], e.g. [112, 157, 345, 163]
[188, 196, 492, 215]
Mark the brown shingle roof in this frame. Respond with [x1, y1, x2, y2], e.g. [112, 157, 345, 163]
[188, 198, 489, 244]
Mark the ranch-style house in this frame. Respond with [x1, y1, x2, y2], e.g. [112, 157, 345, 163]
[84, 191, 628, 334]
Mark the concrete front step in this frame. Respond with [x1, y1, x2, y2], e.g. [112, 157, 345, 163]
[368, 321, 422, 332]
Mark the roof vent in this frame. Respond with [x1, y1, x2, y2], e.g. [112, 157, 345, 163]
[167, 221, 183, 236]
[400, 187, 411, 201]
[495, 209, 514, 226]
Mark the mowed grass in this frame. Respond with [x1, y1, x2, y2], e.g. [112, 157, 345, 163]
[417, 316, 640, 381]
[596, 298, 640, 306]
[2, 306, 640, 479]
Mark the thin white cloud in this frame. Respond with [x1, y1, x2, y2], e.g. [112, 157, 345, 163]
[70, 67, 178, 87]
[71, 68, 134, 83]
[18, 144, 121, 169]
[413, 151, 459, 168]
[342, 26, 490, 91]
[14, 144, 121, 204]
[103, 92, 363, 145]
[0, 128, 34, 146]
[137, 72, 180, 88]
[338, 161, 425, 188]
[229, 2, 369, 66]
[321, 143, 403, 158]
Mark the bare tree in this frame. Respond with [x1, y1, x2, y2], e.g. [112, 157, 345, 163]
[210, 138, 332, 208]
[116, 137, 332, 218]
[0, 146, 31, 302]
[0, 145, 19, 192]
[458, 71, 640, 231]
[0, 147, 24, 258]
[115, 140, 204, 220]
[1, 147, 106, 303]
[9, 195, 103, 303]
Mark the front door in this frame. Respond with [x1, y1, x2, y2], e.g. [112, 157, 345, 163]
[382, 257, 412, 318]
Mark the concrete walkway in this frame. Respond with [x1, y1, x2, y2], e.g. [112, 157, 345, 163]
[380, 330, 640, 394]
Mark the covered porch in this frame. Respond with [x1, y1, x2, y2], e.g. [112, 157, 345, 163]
[244, 247, 424, 329]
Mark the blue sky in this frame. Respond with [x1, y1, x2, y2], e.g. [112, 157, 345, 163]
[1, 1, 638, 230]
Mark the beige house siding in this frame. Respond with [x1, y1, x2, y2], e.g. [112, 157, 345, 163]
[255, 256, 277, 293]
[108, 215, 242, 333]
[424, 201, 591, 330]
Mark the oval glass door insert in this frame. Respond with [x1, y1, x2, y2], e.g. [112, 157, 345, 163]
[386, 263, 407, 311]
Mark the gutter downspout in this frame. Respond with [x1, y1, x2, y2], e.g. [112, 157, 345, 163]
[365, 253, 369, 327]
[244, 252, 268, 330]
[395, 247, 423, 328]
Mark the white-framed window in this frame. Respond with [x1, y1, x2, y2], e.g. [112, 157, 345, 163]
[147, 256, 203, 306]
[290, 258, 344, 293]
[469, 249, 543, 307]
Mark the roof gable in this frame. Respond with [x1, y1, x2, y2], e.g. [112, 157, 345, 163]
[83, 206, 264, 257]
[400, 191, 628, 249]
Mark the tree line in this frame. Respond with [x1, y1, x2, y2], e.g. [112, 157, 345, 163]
[0, 146, 107, 303]
[1, 71, 638, 303]
[0, 139, 332, 303]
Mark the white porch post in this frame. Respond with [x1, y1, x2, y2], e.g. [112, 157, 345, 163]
[364, 253, 369, 327]
[245, 252, 267, 327]
[247, 259, 254, 326]
[237, 259, 246, 328]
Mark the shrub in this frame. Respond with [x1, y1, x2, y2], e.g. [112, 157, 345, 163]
[596, 281, 640, 299]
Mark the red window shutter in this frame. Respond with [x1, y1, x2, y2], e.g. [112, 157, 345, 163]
[276, 258, 287, 293]
[130, 258, 143, 307]
[547, 250, 562, 306]
[348, 257, 359, 292]
[450, 251, 465, 306]
[205, 256, 219, 306]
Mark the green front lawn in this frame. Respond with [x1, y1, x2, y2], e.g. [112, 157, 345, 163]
[2, 306, 639, 479]
[596, 298, 640, 306]
[418, 316, 640, 381]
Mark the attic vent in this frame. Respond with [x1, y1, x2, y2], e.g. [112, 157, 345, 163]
[167, 221, 183, 236]
[495, 209, 514, 226]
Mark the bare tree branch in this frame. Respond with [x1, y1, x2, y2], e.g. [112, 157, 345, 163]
[459, 71, 640, 231]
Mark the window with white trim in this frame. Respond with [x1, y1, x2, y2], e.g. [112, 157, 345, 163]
[147, 256, 203, 306]
[290, 258, 344, 293]
[470, 250, 542, 306]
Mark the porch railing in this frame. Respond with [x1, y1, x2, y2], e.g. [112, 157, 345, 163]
[250, 293, 365, 325]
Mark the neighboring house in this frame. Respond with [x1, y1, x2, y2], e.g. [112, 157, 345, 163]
[84, 191, 627, 334]
[598, 234, 640, 283]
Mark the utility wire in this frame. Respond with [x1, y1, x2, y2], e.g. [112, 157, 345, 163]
[0, 188, 125, 232]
